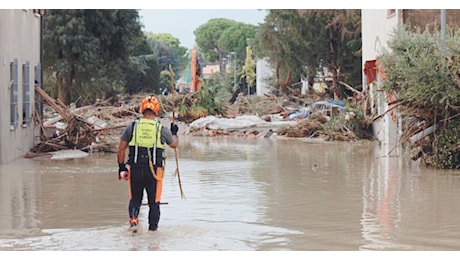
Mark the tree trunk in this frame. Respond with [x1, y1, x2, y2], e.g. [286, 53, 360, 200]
[229, 86, 241, 104]
[57, 74, 70, 106]
[219, 50, 225, 83]
[329, 28, 340, 100]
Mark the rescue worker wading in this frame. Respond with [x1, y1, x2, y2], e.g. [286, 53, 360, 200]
[117, 95, 179, 233]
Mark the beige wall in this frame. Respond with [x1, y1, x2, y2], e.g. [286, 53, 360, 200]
[403, 9, 460, 32]
[0, 9, 41, 164]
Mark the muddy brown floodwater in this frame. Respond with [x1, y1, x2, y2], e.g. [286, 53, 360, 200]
[1, 136, 460, 252]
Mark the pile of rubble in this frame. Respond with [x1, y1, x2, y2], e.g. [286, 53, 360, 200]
[29, 87, 140, 156]
[27, 88, 373, 158]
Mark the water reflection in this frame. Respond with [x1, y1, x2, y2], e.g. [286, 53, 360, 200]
[1, 136, 460, 250]
[360, 146, 406, 250]
[0, 158, 41, 238]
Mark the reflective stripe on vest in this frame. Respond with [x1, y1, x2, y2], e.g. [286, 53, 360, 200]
[128, 118, 164, 164]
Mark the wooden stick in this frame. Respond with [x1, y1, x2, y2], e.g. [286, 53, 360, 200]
[169, 64, 186, 200]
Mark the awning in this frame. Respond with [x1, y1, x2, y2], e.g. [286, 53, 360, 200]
[363, 59, 377, 84]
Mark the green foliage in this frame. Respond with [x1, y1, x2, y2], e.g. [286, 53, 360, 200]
[177, 103, 189, 119]
[43, 67, 58, 99]
[131, 32, 154, 56]
[196, 79, 228, 116]
[252, 10, 362, 94]
[125, 54, 160, 95]
[194, 18, 258, 85]
[146, 33, 188, 78]
[194, 18, 237, 62]
[431, 121, 460, 169]
[378, 24, 460, 169]
[43, 10, 151, 105]
[190, 106, 209, 119]
[379, 24, 460, 116]
[322, 116, 345, 133]
[176, 79, 229, 123]
[253, 10, 322, 81]
[218, 23, 257, 59]
[322, 104, 370, 139]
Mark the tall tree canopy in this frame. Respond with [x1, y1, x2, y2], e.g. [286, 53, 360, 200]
[43, 9, 149, 105]
[194, 18, 257, 82]
[194, 18, 236, 62]
[218, 22, 257, 61]
[146, 32, 188, 78]
[252, 9, 361, 99]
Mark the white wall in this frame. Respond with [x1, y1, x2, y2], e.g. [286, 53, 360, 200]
[362, 9, 401, 155]
[0, 9, 41, 163]
[361, 9, 400, 65]
[256, 57, 274, 96]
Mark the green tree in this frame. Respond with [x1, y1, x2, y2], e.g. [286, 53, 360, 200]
[125, 54, 160, 95]
[194, 18, 237, 81]
[176, 79, 229, 123]
[309, 9, 362, 99]
[218, 22, 257, 61]
[252, 9, 361, 99]
[146, 33, 188, 81]
[194, 18, 237, 61]
[43, 9, 145, 105]
[379, 24, 460, 168]
[194, 18, 258, 84]
[125, 31, 160, 95]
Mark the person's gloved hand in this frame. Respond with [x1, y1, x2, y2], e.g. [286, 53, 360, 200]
[118, 163, 129, 181]
[170, 122, 179, 135]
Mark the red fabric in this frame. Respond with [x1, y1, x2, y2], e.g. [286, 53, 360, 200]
[363, 59, 377, 84]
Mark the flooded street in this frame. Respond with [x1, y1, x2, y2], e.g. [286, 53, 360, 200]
[1, 135, 460, 251]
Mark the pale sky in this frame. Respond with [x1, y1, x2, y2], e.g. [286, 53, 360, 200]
[138, 9, 268, 49]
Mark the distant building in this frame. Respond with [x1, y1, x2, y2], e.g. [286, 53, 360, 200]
[0, 9, 43, 164]
[201, 64, 220, 79]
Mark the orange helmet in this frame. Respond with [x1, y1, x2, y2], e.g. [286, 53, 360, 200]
[140, 95, 160, 115]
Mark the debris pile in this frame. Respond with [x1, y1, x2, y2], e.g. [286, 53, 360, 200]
[30, 87, 141, 156]
[28, 87, 375, 158]
[277, 112, 328, 138]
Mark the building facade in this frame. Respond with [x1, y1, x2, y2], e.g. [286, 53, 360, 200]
[361, 9, 460, 155]
[361, 9, 401, 155]
[0, 9, 42, 164]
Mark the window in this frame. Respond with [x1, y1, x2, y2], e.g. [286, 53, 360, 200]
[23, 61, 31, 127]
[10, 59, 18, 128]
